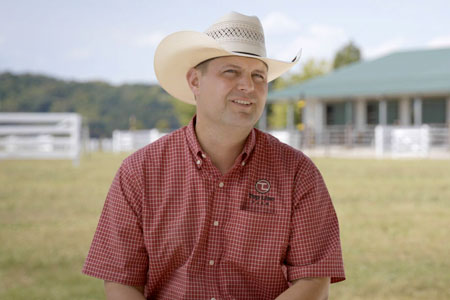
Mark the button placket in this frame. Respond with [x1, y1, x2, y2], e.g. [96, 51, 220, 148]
[206, 178, 226, 287]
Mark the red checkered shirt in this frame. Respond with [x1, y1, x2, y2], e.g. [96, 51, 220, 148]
[83, 117, 345, 299]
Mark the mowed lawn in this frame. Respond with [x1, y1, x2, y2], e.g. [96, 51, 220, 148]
[0, 153, 449, 300]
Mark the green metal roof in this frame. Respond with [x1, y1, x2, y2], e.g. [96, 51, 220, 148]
[268, 47, 450, 101]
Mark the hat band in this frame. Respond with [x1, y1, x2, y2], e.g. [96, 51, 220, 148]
[232, 51, 261, 57]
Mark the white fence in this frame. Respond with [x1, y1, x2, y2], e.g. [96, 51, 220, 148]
[0, 113, 82, 165]
[112, 129, 166, 153]
[269, 130, 302, 148]
[267, 125, 450, 158]
[375, 125, 431, 158]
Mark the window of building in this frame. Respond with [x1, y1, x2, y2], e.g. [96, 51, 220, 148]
[326, 102, 349, 125]
[422, 97, 446, 124]
[387, 100, 399, 125]
[367, 101, 379, 125]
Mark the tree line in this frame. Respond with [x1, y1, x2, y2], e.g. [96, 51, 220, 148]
[0, 72, 195, 137]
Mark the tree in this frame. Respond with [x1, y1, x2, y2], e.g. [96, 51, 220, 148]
[170, 97, 196, 126]
[333, 41, 361, 70]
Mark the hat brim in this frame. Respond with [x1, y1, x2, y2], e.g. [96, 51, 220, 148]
[154, 31, 301, 105]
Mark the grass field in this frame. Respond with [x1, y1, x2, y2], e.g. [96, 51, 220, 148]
[1, 153, 449, 299]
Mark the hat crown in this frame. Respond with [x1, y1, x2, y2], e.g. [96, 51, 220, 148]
[205, 11, 266, 57]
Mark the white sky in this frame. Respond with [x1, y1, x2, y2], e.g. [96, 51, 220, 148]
[1, 0, 449, 84]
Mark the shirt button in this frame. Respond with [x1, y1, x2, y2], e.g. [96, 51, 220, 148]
[209, 260, 215, 265]
[213, 221, 219, 226]
[241, 161, 246, 166]
[218, 182, 224, 188]
[196, 159, 201, 165]
[211, 298, 216, 300]
[202, 153, 207, 158]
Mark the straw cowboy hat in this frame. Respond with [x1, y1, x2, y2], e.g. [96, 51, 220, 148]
[154, 11, 302, 105]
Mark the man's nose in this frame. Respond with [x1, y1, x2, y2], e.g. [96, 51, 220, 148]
[237, 73, 254, 92]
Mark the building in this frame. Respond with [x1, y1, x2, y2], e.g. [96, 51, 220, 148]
[266, 47, 450, 151]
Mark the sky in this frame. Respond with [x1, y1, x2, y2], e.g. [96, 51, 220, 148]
[1, 0, 449, 85]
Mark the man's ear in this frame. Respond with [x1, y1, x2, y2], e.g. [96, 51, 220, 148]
[186, 68, 201, 97]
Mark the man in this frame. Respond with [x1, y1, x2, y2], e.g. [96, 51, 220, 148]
[83, 12, 345, 299]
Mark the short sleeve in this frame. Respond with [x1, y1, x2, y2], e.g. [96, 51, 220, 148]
[82, 160, 148, 286]
[285, 159, 345, 283]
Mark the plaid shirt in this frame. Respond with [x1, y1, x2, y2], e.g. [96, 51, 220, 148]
[83, 117, 345, 299]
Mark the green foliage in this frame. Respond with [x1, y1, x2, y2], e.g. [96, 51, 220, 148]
[0, 72, 195, 137]
[333, 41, 362, 70]
[267, 102, 287, 129]
[170, 96, 196, 126]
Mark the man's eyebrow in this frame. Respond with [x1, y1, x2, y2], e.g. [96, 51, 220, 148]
[222, 64, 267, 74]
[222, 64, 242, 69]
[253, 68, 267, 74]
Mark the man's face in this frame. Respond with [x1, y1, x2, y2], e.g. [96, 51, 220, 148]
[188, 56, 268, 130]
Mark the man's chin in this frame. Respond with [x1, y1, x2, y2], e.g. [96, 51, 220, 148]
[224, 115, 258, 129]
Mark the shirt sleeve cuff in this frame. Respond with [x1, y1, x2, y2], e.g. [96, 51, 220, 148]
[82, 263, 147, 287]
[286, 263, 346, 284]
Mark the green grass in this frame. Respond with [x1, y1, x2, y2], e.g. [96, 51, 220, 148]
[1, 154, 449, 299]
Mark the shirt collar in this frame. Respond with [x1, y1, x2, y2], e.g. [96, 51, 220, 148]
[185, 115, 257, 164]
[185, 116, 204, 158]
[240, 125, 256, 164]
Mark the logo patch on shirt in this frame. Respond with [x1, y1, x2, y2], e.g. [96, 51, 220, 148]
[242, 179, 275, 214]
[255, 179, 270, 194]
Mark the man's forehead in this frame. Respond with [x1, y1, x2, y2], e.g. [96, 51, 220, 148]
[209, 56, 268, 71]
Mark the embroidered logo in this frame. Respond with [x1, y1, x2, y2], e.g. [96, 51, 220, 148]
[242, 179, 275, 214]
[255, 179, 270, 194]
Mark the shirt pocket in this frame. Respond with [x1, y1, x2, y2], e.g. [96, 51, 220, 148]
[222, 209, 288, 265]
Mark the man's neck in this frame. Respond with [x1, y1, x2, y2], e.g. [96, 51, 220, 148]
[195, 118, 252, 175]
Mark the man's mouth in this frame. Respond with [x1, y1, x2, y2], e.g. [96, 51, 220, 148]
[231, 99, 252, 105]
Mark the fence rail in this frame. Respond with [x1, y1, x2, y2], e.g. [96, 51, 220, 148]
[0, 113, 82, 165]
[277, 124, 450, 158]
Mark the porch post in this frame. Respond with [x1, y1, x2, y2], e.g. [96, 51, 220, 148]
[399, 97, 411, 125]
[355, 98, 367, 131]
[413, 97, 422, 126]
[315, 100, 325, 144]
[379, 99, 387, 125]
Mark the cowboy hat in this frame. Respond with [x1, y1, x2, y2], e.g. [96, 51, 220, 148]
[154, 11, 302, 105]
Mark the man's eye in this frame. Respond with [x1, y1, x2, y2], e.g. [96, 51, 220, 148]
[224, 69, 237, 74]
[253, 74, 265, 80]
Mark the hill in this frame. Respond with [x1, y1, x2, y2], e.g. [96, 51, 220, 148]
[0, 72, 195, 137]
